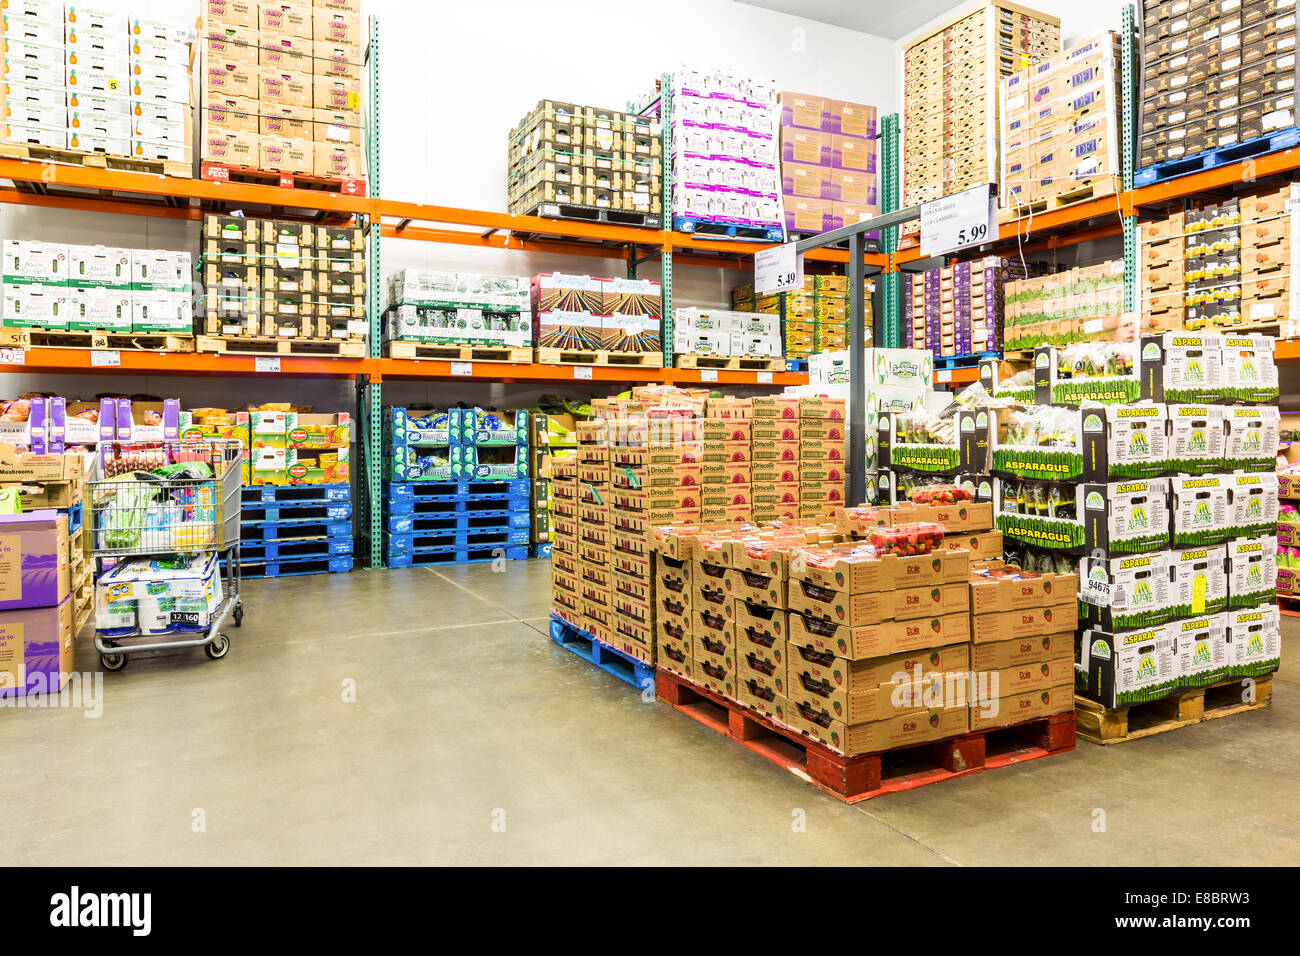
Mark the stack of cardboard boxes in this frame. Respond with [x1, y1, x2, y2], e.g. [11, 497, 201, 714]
[903, 3, 1059, 217]
[1, 5, 193, 170]
[1, 241, 192, 335]
[778, 90, 879, 236]
[672, 307, 781, 361]
[383, 270, 531, 353]
[0, 502, 75, 700]
[201, 0, 364, 181]
[533, 273, 663, 358]
[200, 214, 366, 343]
[549, 453, 580, 625]
[731, 276, 874, 360]
[1139, 0, 1297, 173]
[507, 100, 663, 221]
[1001, 33, 1121, 212]
[575, 422, 613, 647]
[1002, 261, 1126, 350]
[903, 256, 1031, 358]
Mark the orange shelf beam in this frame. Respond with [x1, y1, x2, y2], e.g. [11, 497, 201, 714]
[9, 347, 370, 379]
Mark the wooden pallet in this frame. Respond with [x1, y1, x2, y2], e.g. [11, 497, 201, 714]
[0, 326, 196, 352]
[196, 335, 367, 358]
[384, 341, 533, 363]
[656, 669, 1075, 803]
[534, 347, 663, 368]
[999, 176, 1121, 224]
[1075, 674, 1275, 745]
[674, 353, 784, 372]
[0, 142, 191, 178]
[199, 161, 366, 196]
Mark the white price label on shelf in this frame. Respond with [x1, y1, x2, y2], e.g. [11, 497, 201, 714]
[699, 369, 718, 382]
[450, 361, 473, 376]
[347, 320, 369, 335]
[90, 350, 120, 367]
[573, 366, 593, 380]
[920, 184, 997, 256]
[936, 369, 953, 384]
[1082, 317, 1106, 334]
[0, 348, 25, 365]
[754, 241, 803, 294]
[756, 371, 774, 384]
[255, 356, 281, 373]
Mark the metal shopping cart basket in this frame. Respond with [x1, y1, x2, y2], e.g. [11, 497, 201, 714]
[86, 437, 244, 670]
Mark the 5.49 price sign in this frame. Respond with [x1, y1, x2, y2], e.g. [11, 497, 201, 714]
[755, 242, 803, 294]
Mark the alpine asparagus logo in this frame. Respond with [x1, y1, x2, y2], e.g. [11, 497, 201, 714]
[1129, 506, 1149, 530]
[1189, 430, 1206, 452]
[1136, 656, 1158, 679]
[1247, 566, 1262, 587]
[1192, 642, 1212, 665]
[1247, 634, 1264, 657]
[1091, 639, 1111, 659]
[1246, 498, 1262, 519]
[1241, 359, 1258, 381]
[1086, 491, 1104, 509]
[1185, 360, 1205, 382]
[1133, 581, 1153, 605]
[1129, 432, 1149, 456]
[1194, 501, 1213, 525]
[1084, 413, 1103, 432]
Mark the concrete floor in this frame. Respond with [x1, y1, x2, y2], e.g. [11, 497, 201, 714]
[2, 559, 1298, 865]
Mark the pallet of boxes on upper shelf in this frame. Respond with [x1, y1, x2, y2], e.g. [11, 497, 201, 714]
[732, 274, 874, 366]
[1, 3, 195, 177]
[976, 334, 1281, 744]
[507, 100, 663, 228]
[903, 255, 1033, 365]
[200, 0, 365, 189]
[776, 90, 879, 240]
[672, 305, 782, 372]
[196, 213, 366, 357]
[382, 269, 532, 364]
[1, 239, 196, 351]
[533, 272, 663, 368]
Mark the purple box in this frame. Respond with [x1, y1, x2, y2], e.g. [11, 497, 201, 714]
[0, 594, 73, 699]
[0, 510, 70, 611]
[115, 398, 180, 441]
[28, 397, 47, 454]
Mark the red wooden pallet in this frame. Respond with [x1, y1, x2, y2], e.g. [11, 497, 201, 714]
[656, 669, 1076, 803]
[200, 162, 367, 196]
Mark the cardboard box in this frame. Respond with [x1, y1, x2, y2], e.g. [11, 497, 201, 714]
[314, 142, 362, 179]
[0, 594, 73, 698]
[791, 546, 969, 593]
[789, 579, 969, 627]
[969, 569, 1077, 614]
[312, 8, 363, 49]
[972, 600, 1076, 643]
[787, 641, 970, 697]
[259, 0, 312, 38]
[789, 607, 969, 660]
[205, 0, 256, 27]
[313, 75, 361, 114]
[260, 69, 312, 109]
[970, 682, 1073, 731]
[0, 510, 70, 610]
[781, 699, 968, 756]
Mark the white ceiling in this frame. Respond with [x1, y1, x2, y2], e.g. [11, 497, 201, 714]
[735, 0, 961, 40]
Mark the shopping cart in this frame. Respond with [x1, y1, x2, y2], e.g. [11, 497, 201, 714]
[86, 438, 244, 670]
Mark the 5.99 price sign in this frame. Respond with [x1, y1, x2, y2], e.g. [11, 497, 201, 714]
[920, 184, 998, 257]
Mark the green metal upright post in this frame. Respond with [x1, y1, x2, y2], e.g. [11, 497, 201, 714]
[1121, 4, 1139, 320]
[880, 113, 901, 348]
[659, 72, 673, 360]
[362, 13, 382, 569]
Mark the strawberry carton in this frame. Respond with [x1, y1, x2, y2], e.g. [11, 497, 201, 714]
[786, 666, 926, 725]
[789, 577, 970, 627]
[735, 674, 786, 720]
[970, 633, 1072, 670]
[751, 396, 801, 419]
[969, 682, 1073, 731]
[725, 566, 786, 607]
[789, 607, 969, 660]
[790, 540, 969, 593]
[779, 697, 968, 755]
[971, 600, 1076, 643]
[969, 565, 1078, 614]
[891, 499, 994, 534]
[786, 641, 970, 696]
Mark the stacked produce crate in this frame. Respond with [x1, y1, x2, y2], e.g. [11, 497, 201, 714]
[382, 406, 529, 568]
[673, 307, 781, 365]
[550, 453, 580, 624]
[778, 90, 879, 236]
[198, 214, 366, 355]
[1, 240, 192, 340]
[903, 256, 1029, 358]
[533, 272, 662, 362]
[1, 5, 193, 173]
[576, 421, 613, 644]
[383, 269, 531, 360]
[1139, 183, 1295, 334]
[201, 0, 365, 181]
[734, 276, 873, 361]
[700, 410, 750, 526]
[1139, 0, 1298, 179]
[1000, 33, 1121, 215]
[668, 68, 783, 238]
[902, 3, 1059, 216]
[795, 396, 846, 519]
[507, 100, 662, 224]
[1002, 261, 1125, 350]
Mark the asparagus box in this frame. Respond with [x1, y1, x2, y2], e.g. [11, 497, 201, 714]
[878, 408, 990, 475]
[1223, 406, 1280, 471]
[1171, 477, 1232, 548]
[1227, 537, 1276, 609]
[1224, 604, 1281, 677]
[1082, 552, 1174, 630]
[1220, 334, 1278, 402]
[1078, 623, 1180, 708]
[1141, 332, 1224, 403]
[1167, 405, 1226, 474]
[1172, 613, 1230, 687]
[1229, 472, 1279, 538]
[1169, 544, 1228, 618]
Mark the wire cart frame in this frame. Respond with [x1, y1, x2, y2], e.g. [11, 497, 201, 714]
[86, 438, 244, 670]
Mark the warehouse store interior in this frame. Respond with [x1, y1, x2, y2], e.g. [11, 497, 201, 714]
[1, 0, 1298, 874]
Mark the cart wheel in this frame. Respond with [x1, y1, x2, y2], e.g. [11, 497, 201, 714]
[233, 605, 244, 628]
[204, 634, 231, 660]
[101, 652, 127, 672]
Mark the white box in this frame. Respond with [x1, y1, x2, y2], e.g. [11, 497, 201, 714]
[5, 1, 65, 22]
[131, 138, 190, 161]
[1173, 613, 1229, 683]
[1224, 604, 1281, 675]
[673, 327, 730, 355]
[3, 100, 65, 129]
[868, 348, 934, 388]
[64, 6, 128, 43]
[131, 69, 191, 105]
[2, 120, 66, 147]
[1223, 406, 1280, 468]
[66, 129, 128, 154]
[67, 108, 130, 139]
[68, 286, 131, 331]
[68, 245, 131, 288]
[67, 89, 129, 114]
[1167, 405, 1226, 471]
[3, 37, 67, 85]
[1227, 536, 1277, 608]
[1, 13, 65, 47]
[729, 331, 781, 357]
[1169, 544, 1228, 616]
[2, 239, 68, 283]
[3, 81, 67, 113]
[128, 17, 195, 45]
[2, 282, 69, 329]
[130, 36, 189, 66]
[130, 98, 186, 129]
[131, 290, 191, 332]
[131, 250, 191, 291]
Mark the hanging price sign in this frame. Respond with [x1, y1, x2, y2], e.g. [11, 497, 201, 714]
[755, 241, 803, 294]
[920, 184, 997, 257]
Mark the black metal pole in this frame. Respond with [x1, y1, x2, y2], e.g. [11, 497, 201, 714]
[847, 232, 866, 507]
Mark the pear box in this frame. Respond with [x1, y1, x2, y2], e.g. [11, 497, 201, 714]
[1168, 544, 1228, 618]
[1078, 623, 1180, 707]
[1222, 406, 1279, 471]
[1227, 536, 1277, 608]
[1224, 604, 1281, 677]
[1171, 475, 1232, 547]
[1081, 551, 1174, 630]
[1229, 472, 1279, 538]
[1166, 405, 1225, 474]
[1221, 334, 1278, 402]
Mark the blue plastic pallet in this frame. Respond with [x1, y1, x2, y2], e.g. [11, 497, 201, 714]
[383, 494, 529, 517]
[934, 350, 998, 370]
[385, 527, 530, 552]
[385, 478, 529, 498]
[784, 359, 809, 372]
[384, 545, 529, 568]
[383, 510, 530, 535]
[1135, 126, 1300, 186]
[238, 554, 354, 578]
[240, 537, 354, 561]
[672, 215, 784, 243]
[531, 542, 552, 559]
[242, 519, 352, 541]
[241, 502, 353, 523]
[243, 493, 353, 511]
[242, 483, 351, 503]
[549, 614, 655, 695]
